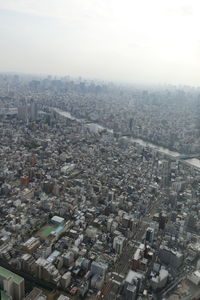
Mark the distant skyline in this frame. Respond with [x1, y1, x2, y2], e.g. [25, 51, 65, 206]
[0, 0, 200, 86]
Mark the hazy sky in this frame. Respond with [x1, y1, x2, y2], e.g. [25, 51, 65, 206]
[0, 0, 200, 86]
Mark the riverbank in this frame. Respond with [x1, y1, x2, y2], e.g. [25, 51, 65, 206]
[52, 107, 200, 169]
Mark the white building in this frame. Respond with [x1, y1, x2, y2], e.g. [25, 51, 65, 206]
[188, 270, 200, 286]
[113, 236, 126, 254]
[61, 272, 71, 289]
[150, 269, 168, 290]
[51, 216, 65, 225]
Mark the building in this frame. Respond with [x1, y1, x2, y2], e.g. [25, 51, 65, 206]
[21, 253, 36, 275]
[35, 258, 61, 284]
[145, 228, 154, 245]
[18, 100, 38, 123]
[132, 244, 145, 270]
[21, 237, 40, 254]
[158, 246, 183, 268]
[18, 105, 28, 123]
[90, 261, 108, 279]
[107, 218, 113, 231]
[79, 280, 89, 297]
[1, 290, 12, 300]
[61, 272, 71, 290]
[91, 274, 104, 290]
[159, 160, 171, 188]
[47, 250, 60, 263]
[150, 269, 168, 290]
[125, 284, 137, 300]
[188, 270, 200, 286]
[51, 216, 65, 225]
[63, 252, 74, 266]
[108, 190, 114, 202]
[85, 226, 98, 241]
[0, 267, 25, 300]
[24, 287, 47, 300]
[113, 236, 126, 254]
[124, 270, 144, 300]
[30, 100, 38, 122]
[57, 295, 70, 300]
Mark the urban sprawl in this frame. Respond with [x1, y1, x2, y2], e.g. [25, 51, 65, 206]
[1, 74, 200, 300]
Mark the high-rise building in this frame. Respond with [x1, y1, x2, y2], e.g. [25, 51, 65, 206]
[145, 227, 154, 245]
[150, 269, 168, 290]
[61, 272, 71, 289]
[90, 261, 108, 279]
[124, 270, 144, 300]
[108, 190, 114, 202]
[0, 267, 25, 300]
[30, 100, 38, 122]
[113, 236, 126, 254]
[18, 100, 38, 123]
[1, 290, 12, 300]
[159, 160, 171, 188]
[158, 246, 183, 268]
[125, 284, 137, 300]
[18, 105, 28, 123]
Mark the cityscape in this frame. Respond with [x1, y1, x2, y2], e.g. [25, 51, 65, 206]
[0, 74, 200, 300]
[1, 0, 200, 299]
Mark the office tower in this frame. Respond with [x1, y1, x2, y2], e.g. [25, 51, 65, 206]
[90, 261, 108, 279]
[30, 100, 38, 121]
[160, 160, 171, 188]
[145, 227, 154, 245]
[113, 236, 126, 254]
[124, 270, 144, 300]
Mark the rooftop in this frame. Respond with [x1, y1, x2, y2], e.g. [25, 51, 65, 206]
[126, 270, 144, 284]
[51, 216, 65, 223]
[0, 266, 24, 284]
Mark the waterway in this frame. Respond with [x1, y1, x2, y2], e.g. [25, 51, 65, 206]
[53, 108, 200, 169]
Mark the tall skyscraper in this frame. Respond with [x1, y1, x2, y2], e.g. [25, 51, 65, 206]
[160, 160, 171, 188]
[145, 227, 154, 245]
[30, 99, 38, 122]
[18, 100, 38, 123]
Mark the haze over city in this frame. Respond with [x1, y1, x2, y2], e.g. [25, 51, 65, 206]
[2, 1, 200, 300]
[0, 0, 200, 86]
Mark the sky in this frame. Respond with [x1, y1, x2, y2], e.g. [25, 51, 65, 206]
[0, 0, 200, 86]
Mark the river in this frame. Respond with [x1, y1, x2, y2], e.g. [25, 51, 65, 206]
[53, 108, 200, 169]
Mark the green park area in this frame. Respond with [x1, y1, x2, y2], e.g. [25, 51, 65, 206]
[36, 224, 57, 239]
